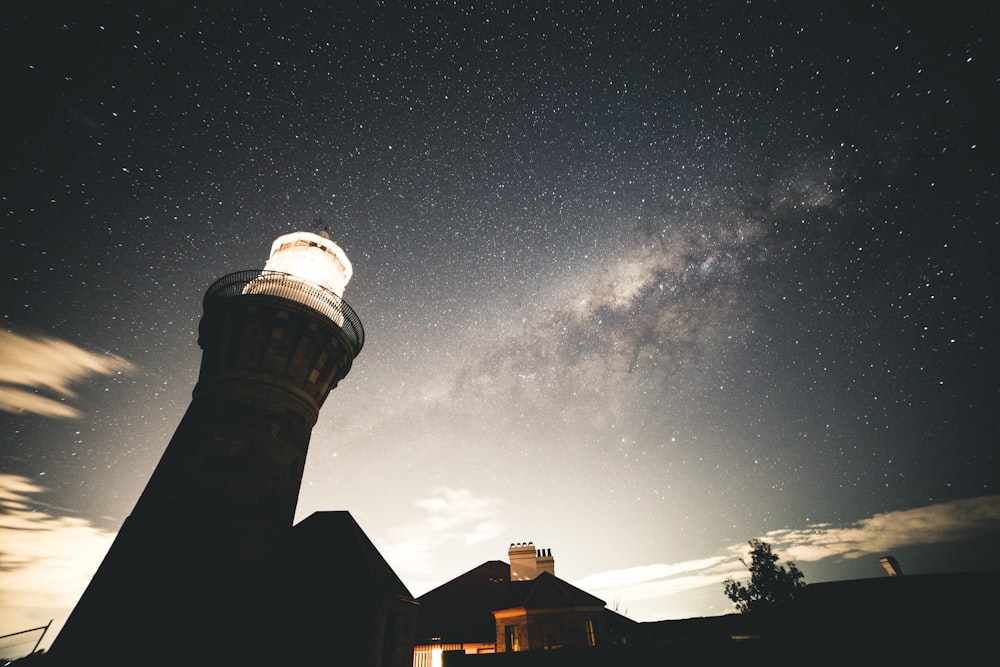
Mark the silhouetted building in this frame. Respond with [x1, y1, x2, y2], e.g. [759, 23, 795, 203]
[50, 232, 416, 666]
[417, 551, 999, 666]
[288, 511, 418, 667]
[413, 542, 636, 664]
[627, 571, 1000, 664]
[493, 572, 608, 652]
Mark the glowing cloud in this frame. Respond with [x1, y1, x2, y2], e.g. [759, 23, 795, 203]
[571, 557, 740, 609]
[570, 495, 1000, 620]
[573, 557, 732, 591]
[0, 475, 116, 650]
[383, 487, 505, 576]
[0, 328, 133, 418]
[760, 495, 1000, 562]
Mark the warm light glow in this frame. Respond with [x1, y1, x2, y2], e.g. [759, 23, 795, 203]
[262, 231, 352, 297]
[242, 231, 354, 325]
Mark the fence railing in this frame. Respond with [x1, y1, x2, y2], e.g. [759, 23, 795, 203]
[204, 270, 364, 357]
[0, 620, 51, 662]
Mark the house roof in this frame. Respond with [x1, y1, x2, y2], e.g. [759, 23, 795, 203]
[292, 510, 415, 602]
[496, 571, 606, 611]
[415, 562, 612, 644]
[415, 560, 513, 643]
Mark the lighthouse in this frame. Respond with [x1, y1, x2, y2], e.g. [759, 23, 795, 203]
[50, 231, 364, 665]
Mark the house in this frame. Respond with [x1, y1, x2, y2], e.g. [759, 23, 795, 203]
[414, 545, 1000, 666]
[285, 511, 419, 667]
[492, 571, 609, 652]
[413, 543, 636, 665]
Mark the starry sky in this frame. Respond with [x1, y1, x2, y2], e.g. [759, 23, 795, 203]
[2, 0, 999, 653]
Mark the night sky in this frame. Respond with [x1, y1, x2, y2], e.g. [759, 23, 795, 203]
[2, 1, 999, 651]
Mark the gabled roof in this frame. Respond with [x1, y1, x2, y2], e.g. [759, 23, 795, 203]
[292, 510, 415, 602]
[415, 560, 512, 643]
[496, 571, 606, 611]
[416, 562, 611, 644]
[419, 560, 512, 604]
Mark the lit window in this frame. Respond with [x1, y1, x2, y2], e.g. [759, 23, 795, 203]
[505, 625, 520, 652]
[584, 619, 596, 647]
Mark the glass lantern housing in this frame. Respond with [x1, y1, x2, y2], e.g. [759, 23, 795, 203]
[243, 231, 353, 325]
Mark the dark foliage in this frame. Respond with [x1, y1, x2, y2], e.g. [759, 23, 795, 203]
[723, 539, 806, 613]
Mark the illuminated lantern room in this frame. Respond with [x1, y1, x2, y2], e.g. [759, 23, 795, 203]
[263, 230, 353, 297]
[242, 230, 359, 334]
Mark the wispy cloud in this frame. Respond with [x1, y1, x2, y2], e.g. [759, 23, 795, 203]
[0, 475, 115, 647]
[572, 495, 1000, 618]
[760, 494, 1000, 562]
[573, 558, 733, 591]
[571, 556, 741, 610]
[0, 328, 133, 418]
[383, 487, 505, 575]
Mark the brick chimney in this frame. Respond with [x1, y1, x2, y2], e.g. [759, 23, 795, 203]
[880, 555, 904, 576]
[508, 542, 555, 581]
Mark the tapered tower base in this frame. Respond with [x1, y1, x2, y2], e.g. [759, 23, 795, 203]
[50, 233, 364, 666]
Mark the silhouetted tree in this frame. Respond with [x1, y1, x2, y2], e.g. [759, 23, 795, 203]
[723, 539, 806, 613]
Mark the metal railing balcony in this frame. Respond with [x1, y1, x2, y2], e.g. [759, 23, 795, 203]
[204, 270, 364, 357]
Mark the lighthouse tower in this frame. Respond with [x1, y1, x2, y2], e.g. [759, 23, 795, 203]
[50, 231, 364, 665]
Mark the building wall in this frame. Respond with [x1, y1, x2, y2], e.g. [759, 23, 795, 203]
[494, 607, 606, 653]
[288, 593, 417, 667]
[413, 642, 494, 667]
